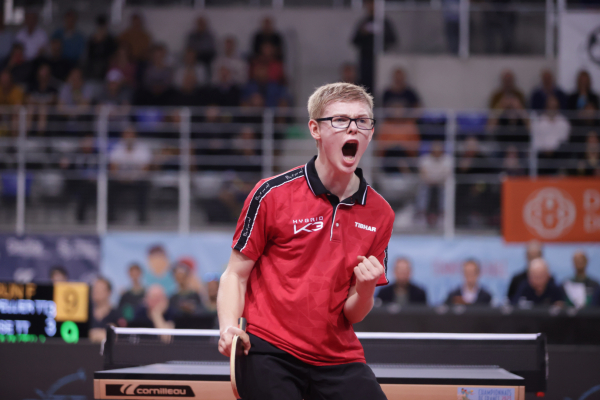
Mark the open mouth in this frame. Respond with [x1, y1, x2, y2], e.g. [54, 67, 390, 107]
[342, 140, 358, 160]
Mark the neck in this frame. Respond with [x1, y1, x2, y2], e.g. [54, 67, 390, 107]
[465, 283, 477, 291]
[314, 155, 359, 200]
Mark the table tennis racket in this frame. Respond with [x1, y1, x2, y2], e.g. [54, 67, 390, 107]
[230, 317, 246, 399]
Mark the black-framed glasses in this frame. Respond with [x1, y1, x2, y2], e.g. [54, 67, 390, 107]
[315, 116, 376, 130]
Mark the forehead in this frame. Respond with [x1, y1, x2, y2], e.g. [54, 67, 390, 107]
[322, 101, 372, 118]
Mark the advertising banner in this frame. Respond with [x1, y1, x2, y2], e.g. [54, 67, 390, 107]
[502, 178, 600, 242]
[101, 233, 600, 307]
[0, 235, 100, 283]
[558, 11, 600, 93]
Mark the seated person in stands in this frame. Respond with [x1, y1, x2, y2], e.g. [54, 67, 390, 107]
[130, 284, 175, 329]
[89, 277, 125, 343]
[49, 265, 68, 283]
[571, 131, 600, 176]
[118, 263, 145, 322]
[563, 251, 599, 308]
[512, 258, 564, 307]
[169, 260, 204, 317]
[382, 68, 421, 108]
[507, 240, 543, 301]
[445, 259, 492, 306]
[377, 258, 426, 305]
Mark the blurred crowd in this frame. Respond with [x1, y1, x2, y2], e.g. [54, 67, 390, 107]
[377, 241, 600, 310]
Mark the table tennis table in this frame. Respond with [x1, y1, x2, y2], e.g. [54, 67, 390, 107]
[94, 361, 525, 400]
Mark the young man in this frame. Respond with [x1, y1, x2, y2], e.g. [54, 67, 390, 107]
[217, 82, 394, 400]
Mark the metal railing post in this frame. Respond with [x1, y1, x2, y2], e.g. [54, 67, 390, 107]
[262, 109, 274, 179]
[110, 0, 125, 26]
[179, 108, 191, 234]
[373, 0, 385, 98]
[96, 106, 109, 235]
[529, 112, 538, 178]
[545, 0, 555, 59]
[15, 107, 26, 235]
[458, 0, 470, 59]
[444, 110, 456, 239]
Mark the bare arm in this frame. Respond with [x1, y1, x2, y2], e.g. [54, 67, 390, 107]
[217, 249, 255, 357]
[344, 256, 384, 324]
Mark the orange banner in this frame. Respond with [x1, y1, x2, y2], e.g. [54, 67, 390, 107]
[502, 178, 600, 242]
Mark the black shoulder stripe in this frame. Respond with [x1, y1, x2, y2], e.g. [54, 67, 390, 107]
[383, 245, 388, 279]
[234, 167, 305, 252]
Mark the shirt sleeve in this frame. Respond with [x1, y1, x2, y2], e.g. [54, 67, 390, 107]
[371, 212, 394, 287]
[231, 179, 271, 261]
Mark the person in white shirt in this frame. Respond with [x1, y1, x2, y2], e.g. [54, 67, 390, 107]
[445, 259, 492, 306]
[108, 126, 153, 224]
[531, 95, 570, 175]
[174, 47, 206, 89]
[15, 11, 48, 61]
[212, 36, 247, 85]
[417, 141, 452, 227]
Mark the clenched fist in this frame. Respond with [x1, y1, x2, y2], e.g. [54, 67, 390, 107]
[354, 255, 384, 298]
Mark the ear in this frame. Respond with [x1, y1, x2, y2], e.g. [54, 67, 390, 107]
[367, 127, 374, 143]
[308, 119, 321, 141]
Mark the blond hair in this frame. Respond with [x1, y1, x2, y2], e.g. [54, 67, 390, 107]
[307, 82, 374, 120]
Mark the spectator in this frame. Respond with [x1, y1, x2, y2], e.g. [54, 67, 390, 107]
[382, 68, 421, 108]
[109, 44, 137, 88]
[129, 284, 175, 329]
[531, 95, 570, 175]
[242, 63, 287, 108]
[252, 17, 284, 61]
[85, 15, 117, 82]
[96, 69, 132, 107]
[567, 70, 599, 111]
[507, 240, 543, 300]
[169, 261, 205, 317]
[186, 16, 216, 79]
[442, 0, 459, 54]
[563, 251, 600, 308]
[0, 12, 14, 65]
[530, 69, 567, 111]
[15, 11, 48, 61]
[340, 62, 358, 85]
[51, 9, 85, 64]
[418, 141, 452, 227]
[108, 126, 152, 224]
[488, 93, 530, 152]
[482, 1, 516, 54]
[351, 0, 396, 94]
[118, 13, 152, 63]
[571, 131, 600, 176]
[172, 69, 200, 107]
[3, 43, 32, 85]
[67, 135, 98, 223]
[445, 259, 492, 306]
[377, 102, 420, 173]
[250, 42, 284, 84]
[500, 145, 527, 176]
[489, 70, 526, 110]
[49, 265, 68, 283]
[210, 65, 241, 107]
[57, 67, 94, 121]
[212, 36, 247, 85]
[174, 48, 206, 89]
[26, 63, 58, 136]
[377, 258, 427, 305]
[42, 38, 73, 82]
[146, 245, 177, 295]
[512, 258, 564, 307]
[570, 103, 599, 143]
[89, 277, 124, 343]
[143, 43, 174, 91]
[0, 69, 24, 107]
[119, 263, 146, 322]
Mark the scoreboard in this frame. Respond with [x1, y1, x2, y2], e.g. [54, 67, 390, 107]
[0, 281, 89, 343]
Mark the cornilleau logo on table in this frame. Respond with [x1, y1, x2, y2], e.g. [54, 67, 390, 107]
[105, 384, 194, 397]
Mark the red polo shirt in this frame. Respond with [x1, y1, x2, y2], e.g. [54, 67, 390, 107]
[232, 156, 394, 366]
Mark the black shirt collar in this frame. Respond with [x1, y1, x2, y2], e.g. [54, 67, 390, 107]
[304, 155, 369, 206]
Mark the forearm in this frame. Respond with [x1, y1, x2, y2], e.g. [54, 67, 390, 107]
[217, 270, 247, 333]
[344, 288, 375, 324]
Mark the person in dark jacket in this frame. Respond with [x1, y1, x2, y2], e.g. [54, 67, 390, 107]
[507, 240, 543, 301]
[377, 258, 427, 305]
[445, 259, 492, 306]
[512, 258, 564, 307]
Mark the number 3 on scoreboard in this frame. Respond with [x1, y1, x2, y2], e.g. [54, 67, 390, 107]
[53, 282, 89, 323]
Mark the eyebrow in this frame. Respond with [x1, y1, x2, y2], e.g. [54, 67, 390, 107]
[332, 114, 371, 118]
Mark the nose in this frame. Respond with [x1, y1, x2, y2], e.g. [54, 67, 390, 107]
[347, 120, 359, 134]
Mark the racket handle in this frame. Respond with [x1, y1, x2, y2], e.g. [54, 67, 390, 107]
[238, 317, 247, 332]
